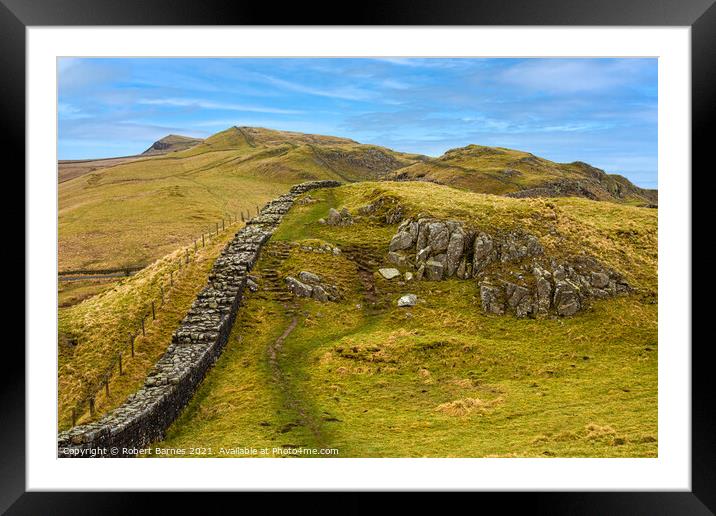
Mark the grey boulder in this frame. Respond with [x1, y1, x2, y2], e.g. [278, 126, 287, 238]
[378, 268, 401, 280]
[397, 294, 418, 307]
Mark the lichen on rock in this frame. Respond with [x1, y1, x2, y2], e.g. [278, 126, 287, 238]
[387, 216, 631, 318]
[285, 271, 340, 302]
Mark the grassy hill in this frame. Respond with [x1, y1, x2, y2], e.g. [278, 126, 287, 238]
[58, 135, 203, 184]
[390, 144, 657, 206]
[154, 181, 657, 457]
[58, 155, 146, 184]
[58, 127, 657, 273]
[58, 127, 422, 272]
[58, 224, 240, 430]
[142, 134, 204, 155]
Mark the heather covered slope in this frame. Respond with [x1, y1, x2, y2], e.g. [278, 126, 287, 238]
[390, 144, 657, 206]
[156, 181, 657, 457]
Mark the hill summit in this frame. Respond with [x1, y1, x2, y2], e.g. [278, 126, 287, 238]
[142, 134, 204, 155]
[389, 143, 657, 206]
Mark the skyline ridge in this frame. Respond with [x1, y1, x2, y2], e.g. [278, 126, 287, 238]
[58, 58, 658, 188]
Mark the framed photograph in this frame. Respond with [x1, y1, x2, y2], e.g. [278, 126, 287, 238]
[8, 0, 710, 512]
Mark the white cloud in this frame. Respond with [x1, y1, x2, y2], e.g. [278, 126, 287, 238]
[138, 98, 303, 115]
[57, 102, 92, 120]
[498, 59, 654, 94]
[254, 73, 376, 101]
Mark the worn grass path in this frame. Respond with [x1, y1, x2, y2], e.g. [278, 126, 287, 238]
[267, 315, 330, 449]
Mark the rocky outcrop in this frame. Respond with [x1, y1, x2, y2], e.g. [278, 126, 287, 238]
[57, 180, 341, 458]
[387, 217, 630, 318]
[285, 271, 340, 302]
[358, 195, 405, 224]
[389, 218, 544, 282]
[324, 207, 354, 226]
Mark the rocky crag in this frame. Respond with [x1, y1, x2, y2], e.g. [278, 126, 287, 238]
[387, 217, 631, 318]
[57, 180, 341, 458]
[285, 271, 341, 302]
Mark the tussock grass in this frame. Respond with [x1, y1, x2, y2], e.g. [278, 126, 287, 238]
[435, 396, 504, 416]
[57, 225, 238, 430]
[58, 278, 118, 308]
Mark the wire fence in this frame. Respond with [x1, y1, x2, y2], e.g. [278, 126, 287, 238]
[65, 206, 262, 429]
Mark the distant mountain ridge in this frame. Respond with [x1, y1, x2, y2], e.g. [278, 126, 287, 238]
[62, 125, 656, 206]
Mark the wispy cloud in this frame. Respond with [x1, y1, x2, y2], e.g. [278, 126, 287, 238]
[57, 57, 658, 187]
[138, 98, 303, 115]
[372, 58, 467, 69]
[58, 102, 92, 120]
[253, 73, 377, 101]
[498, 59, 656, 94]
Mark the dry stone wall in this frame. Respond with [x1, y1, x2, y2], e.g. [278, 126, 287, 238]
[57, 180, 341, 458]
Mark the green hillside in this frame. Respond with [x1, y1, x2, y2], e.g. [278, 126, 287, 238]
[155, 181, 657, 457]
[58, 226, 239, 430]
[58, 127, 421, 272]
[58, 127, 656, 274]
[390, 144, 657, 206]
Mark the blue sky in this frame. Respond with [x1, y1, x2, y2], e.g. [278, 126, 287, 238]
[58, 57, 658, 188]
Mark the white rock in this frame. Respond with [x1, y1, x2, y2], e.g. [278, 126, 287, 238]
[397, 294, 418, 307]
[404, 272, 414, 281]
[378, 268, 401, 280]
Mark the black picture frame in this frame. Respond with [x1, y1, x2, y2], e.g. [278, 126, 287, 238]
[5, 0, 710, 512]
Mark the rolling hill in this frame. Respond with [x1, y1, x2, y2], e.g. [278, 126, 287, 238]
[58, 155, 145, 184]
[389, 144, 657, 206]
[57, 127, 423, 272]
[57, 123, 658, 455]
[58, 126, 656, 275]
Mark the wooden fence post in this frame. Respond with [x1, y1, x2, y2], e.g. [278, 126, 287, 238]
[222, 218, 225, 231]
[118, 352, 123, 375]
[130, 333, 135, 357]
[104, 377, 110, 397]
[71, 408, 76, 427]
[160, 285, 164, 305]
[141, 316, 145, 337]
[256, 205, 260, 215]
[89, 397, 95, 417]
[215, 222, 219, 235]
[170, 270, 174, 287]
[185, 248, 189, 263]
[241, 212, 244, 222]
[202, 234, 205, 247]
[194, 239, 198, 252]
[151, 301, 156, 320]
